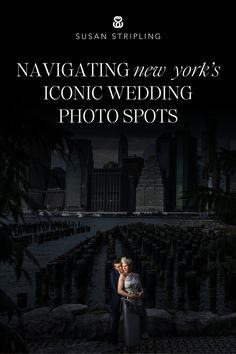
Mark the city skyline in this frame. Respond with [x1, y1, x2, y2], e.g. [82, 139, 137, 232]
[51, 126, 236, 170]
[44, 127, 236, 214]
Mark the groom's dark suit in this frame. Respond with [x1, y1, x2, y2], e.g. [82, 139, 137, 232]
[110, 268, 122, 344]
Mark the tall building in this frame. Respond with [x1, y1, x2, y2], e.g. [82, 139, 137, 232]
[44, 167, 66, 210]
[65, 140, 93, 211]
[44, 188, 65, 210]
[123, 156, 144, 213]
[22, 143, 51, 211]
[103, 161, 119, 169]
[156, 133, 176, 211]
[136, 156, 164, 213]
[200, 121, 217, 188]
[175, 130, 197, 210]
[230, 173, 236, 192]
[48, 167, 65, 189]
[92, 168, 128, 212]
[118, 134, 128, 168]
[217, 141, 236, 193]
[229, 140, 236, 192]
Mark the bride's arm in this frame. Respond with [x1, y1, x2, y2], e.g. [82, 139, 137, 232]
[117, 274, 137, 299]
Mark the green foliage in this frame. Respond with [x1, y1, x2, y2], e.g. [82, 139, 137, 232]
[0, 322, 28, 353]
[182, 149, 236, 224]
[0, 229, 40, 278]
[0, 289, 20, 320]
[0, 113, 72, 352]
[0, 229, 14, 261]
[0, 114, 72, 222]
[183, 186, 236, 222]
[219, 148, 236, 175]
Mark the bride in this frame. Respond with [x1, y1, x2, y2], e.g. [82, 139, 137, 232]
[117, 257, 147, 347]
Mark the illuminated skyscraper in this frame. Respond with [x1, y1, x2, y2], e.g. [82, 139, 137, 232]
[156, 133, 176, 211]
[22, 143, 51, 211]
[175, 130, 197, 210]
[65, 140, 93, 211]
[136, 156, 164, 212]
[118, 134, 128, 168]
[123, 156, 144, 213]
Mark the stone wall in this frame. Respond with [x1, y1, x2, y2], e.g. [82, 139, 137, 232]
[2, 304, 236, 341]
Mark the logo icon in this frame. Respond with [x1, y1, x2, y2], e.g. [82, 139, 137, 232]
[113, 16, 123, 29]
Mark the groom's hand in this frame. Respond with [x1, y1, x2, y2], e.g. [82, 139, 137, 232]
[139, 289, 144, 298]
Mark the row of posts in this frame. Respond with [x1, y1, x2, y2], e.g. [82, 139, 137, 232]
[17, 230, 104, 309]
[7, 220, 81, 235]
[17, 223, 236, 313]
[33, 230, 105, 307]
[113, 223, 236, 311]
[11, 222, 90, 246]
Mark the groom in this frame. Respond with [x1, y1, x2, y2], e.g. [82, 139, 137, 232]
[110, 258, 123, 345]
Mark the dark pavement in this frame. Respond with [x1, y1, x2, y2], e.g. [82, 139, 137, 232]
[28, 336, 236, 353]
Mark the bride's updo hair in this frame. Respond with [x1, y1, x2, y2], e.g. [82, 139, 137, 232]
[121, 257, 133, 265]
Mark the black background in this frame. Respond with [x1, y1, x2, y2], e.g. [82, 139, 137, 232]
[4, 5, 236, 163]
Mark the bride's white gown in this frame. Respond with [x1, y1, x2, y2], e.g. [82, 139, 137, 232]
[122, 273, 144, 347]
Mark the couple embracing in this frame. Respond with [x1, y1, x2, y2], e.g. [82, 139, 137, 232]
[110, 257, 148, 348]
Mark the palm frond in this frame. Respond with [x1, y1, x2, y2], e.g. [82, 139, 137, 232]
[24, 247, 40, 269]
[0, 289, 20, 319]
[182, 186, 236, 223]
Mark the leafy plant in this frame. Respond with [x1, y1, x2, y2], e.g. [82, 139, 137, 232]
[182, 149, 236, 224]
[0, 112, 72, 352]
